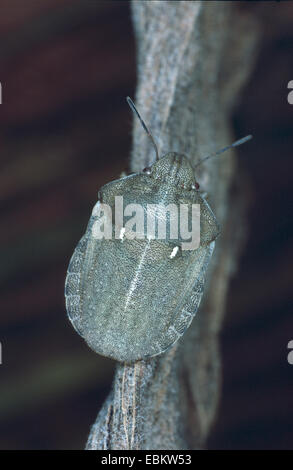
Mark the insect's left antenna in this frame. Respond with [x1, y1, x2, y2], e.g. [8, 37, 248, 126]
[194, 134, 253, 169]
[126, 96, 159, 162]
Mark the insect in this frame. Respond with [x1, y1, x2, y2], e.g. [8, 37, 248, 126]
[65, 97, 252, 363]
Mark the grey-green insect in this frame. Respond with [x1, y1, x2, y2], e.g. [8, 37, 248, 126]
[65, 98, 251, 363]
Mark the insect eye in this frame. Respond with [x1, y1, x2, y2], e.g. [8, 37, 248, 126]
[191, 182, 200, 190]
[142, 167, 152, 175]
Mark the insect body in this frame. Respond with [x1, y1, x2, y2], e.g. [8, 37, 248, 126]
[65, 98, 251, 363]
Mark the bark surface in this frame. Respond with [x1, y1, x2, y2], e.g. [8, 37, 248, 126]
[86, 1, 259, 450]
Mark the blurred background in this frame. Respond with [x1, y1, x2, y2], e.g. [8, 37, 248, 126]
[0, 0, 292, 450]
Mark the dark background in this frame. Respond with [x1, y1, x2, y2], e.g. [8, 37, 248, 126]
[0, 1, 292, 450]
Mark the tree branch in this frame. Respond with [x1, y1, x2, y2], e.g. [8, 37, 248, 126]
[86, 1, 260, 450]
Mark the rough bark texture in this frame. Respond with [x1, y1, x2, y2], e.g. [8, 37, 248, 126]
[86, 1, 260, 450]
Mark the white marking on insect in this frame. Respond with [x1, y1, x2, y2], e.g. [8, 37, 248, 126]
[170, 246, 179, 259]
[119, 227, 126, 241]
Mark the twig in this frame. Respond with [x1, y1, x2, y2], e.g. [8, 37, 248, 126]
[86, 1, 260, 450]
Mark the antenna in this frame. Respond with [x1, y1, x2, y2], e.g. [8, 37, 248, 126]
[126, 96, 159, 162]
[194, 134, 253, 169]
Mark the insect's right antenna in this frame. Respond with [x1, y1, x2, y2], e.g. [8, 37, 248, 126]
[194, 134, 253, 169]
[126, 96, 159, 162]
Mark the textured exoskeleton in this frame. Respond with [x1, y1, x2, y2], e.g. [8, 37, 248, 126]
[65, 153, 220, 362]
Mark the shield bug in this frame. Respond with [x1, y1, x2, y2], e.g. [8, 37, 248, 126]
[65, 98, 252, 363]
